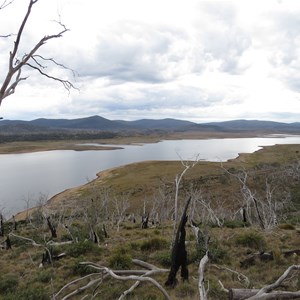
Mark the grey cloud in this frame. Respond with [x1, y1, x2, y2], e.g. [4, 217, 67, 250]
[75, 22, 192, 84]
[264, 11, 300, 92]
[194, 2, 252, 74]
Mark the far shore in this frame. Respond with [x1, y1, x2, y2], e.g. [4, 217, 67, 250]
[0, 131, 267, 154]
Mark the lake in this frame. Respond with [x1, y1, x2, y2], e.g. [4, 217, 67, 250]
[1, 136, 300, 217]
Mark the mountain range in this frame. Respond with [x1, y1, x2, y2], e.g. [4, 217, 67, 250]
[0, 115, 300, 135]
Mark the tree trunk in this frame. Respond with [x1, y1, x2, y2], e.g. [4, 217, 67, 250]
[229, 288, 300, 300]
[46, 217, 57, 238]
[165, 196, 191, 287]
[0, 214, 4, 237]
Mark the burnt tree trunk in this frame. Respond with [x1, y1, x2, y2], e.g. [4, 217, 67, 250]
[5, 236, 11, 250]
[46, 216, 57, 238]
[141, 214, 149, 229]
[12, 215, 17, 231]
[0, 214, 4, 237]
[102, 224, 109, 238]
[165, 196, 191, 287]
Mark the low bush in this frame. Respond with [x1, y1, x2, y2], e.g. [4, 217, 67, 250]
[223, 220, 250, 228]
[153, 250, 172, 267]
[35, 269, 54, 283]
[0, 274, 18, 294]
[235, 231, 266, 250]
[175, 282, 196, 298]
[66, 240, 101, 257]
[140, 237, 168, 251]
[109, 247, 132, 270]
[278, 223, 296, 230]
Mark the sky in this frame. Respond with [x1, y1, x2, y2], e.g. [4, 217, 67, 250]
[0, 0, 300, 123]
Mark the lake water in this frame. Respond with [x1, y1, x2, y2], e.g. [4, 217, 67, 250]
[1, 136, 300, 217]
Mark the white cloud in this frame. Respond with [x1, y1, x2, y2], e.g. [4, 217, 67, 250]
[1, 0, 300, 122]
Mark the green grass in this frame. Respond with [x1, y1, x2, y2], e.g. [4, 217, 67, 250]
[5, 143, 300, 299]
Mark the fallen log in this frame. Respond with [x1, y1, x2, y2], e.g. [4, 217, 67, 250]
[229, 289, 300, 300]
[283, 249, 300, 257]
[240, 251, 273, 268]
[229, 288, 260, 300]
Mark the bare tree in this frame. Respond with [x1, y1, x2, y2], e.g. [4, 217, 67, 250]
[0, 0, 75, 106]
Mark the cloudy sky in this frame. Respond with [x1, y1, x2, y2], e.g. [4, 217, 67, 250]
[0, 0, 300, 123]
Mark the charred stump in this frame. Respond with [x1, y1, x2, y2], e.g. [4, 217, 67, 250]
[165, 196, 191, 287]
[12, 215, 17, 231]
[141, 214, 149, 229]
[0, 214, 4, 237]
[102, 224, 109, 238]
[46, 216, 57, 238]
[42, 248, 53, 266]
[5, 236, 11, 250]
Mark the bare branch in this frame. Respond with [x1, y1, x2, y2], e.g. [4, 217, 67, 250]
[57, 260, 170, 300]
[247, 265, 300, 299]
[0, 0, 14, 10]
[0, 0, 76, 105]
[53, 273, 105, 300]
[198, 251, 209, 300]
[211, 264, 250, 287]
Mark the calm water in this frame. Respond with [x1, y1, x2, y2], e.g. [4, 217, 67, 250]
[1, 136, 300, 216]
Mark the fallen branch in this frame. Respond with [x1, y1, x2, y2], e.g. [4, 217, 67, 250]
[247, 265, 300, 300]
[55, 259, 170, 300]
[199, 251, 209, 300]
[211, 264, 250, 287]
[228, 265, 300, 300]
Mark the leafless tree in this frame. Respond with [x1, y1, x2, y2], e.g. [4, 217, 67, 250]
[222, 166, 292, 230]
[0, 0, 76, 106]
[113, 195, 130, 232]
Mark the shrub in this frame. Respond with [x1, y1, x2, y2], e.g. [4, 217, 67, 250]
[0, 274, 18, 294]
[223, 220, 250, 228]
[66, 240, 101, 257]
[153, 250, 172, 267]
[140, 237, 168, 251]
[175, 282, 196, 298]
[72, 260, 93, 276]
[235, 231, 266, 250]
[109, 247, 132, 270]
[35, 269, 54, 283]
[278, 223, 296, 230]
[5, 286, 49, 300]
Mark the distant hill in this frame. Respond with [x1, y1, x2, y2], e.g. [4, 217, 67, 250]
[206, 119, 300, 132]
[0, 116, 299, 138]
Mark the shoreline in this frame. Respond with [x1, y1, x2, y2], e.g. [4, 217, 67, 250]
[0, 131, 271, 155]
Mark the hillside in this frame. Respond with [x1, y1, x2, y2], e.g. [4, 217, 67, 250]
[5, 143, 300, 300]
[0, 117, 300, 142]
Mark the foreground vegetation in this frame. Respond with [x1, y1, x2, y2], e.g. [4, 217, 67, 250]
[1, 144, 300, 299]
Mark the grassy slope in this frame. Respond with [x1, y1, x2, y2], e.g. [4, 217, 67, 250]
[4, 143, 300, 299]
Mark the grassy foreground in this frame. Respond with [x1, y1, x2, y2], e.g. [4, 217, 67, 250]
[2, 143, 300, 299]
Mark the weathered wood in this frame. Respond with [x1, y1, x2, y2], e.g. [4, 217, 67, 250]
[229, 288, 260, 300]
[198, 252, 209, 300]
[229, 288, 300, 300]
[283, 249, 300, 257]
[240, 251, 273, 268]
[165, 196, 191, 287]
[46, 216, 57, 238]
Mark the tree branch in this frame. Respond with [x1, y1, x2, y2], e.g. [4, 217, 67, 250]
[0, 0, 75, 105]
[247, 265, 300, 299]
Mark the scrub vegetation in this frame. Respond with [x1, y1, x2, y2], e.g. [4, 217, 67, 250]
[0, 144, 299, 300]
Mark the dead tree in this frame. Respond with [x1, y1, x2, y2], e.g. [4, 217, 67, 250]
[141, 213, 149, 229]
[0, 0, 75, 106]
[229, 265, 300, 300]
[5, 235, 11, 250]
[54, 259, 170, 300]
[165, 196, 191, 287]
[0, 214, 4, 236]
[46, 216, 57, 238]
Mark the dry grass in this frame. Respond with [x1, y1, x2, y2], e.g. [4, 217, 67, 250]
[5, 143, 300, 299]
